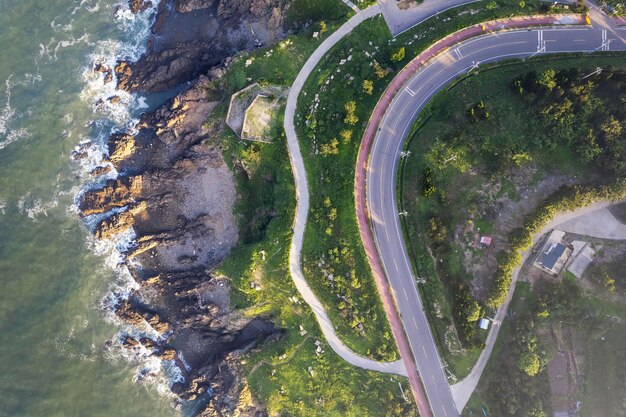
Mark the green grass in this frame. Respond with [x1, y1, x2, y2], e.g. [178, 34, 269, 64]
[283, 0, 352, 29]
[295, 0, 561, 362]
[211, 9, 419, 415]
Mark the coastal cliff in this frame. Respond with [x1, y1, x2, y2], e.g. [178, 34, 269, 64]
[116, 0, 286, 92]
[78, 0, 295, 414]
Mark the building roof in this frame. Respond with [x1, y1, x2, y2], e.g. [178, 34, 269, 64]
[480, 236, 492, 246]
[478, 318, 490, 330]
[539, 242, 567, 270]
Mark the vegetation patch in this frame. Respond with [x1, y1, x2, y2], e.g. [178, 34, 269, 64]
[209, 8, 417, 415]
[465, 243, 626, 417]
[400, 55, 626, 379]
[296, 0, 557, 361]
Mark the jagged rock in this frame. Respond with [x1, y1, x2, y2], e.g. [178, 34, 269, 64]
[266, 6, 282, 30]
[108, 132, 136, 168]
[115, 61, 137, 92]
[128, 0, 153, 14]
[139, 337, 158, 350]
[89, 166, 112, 177]
[174, 0, 215, 13]
[115, 299, 170, 333]
[157, 348, 177, 360]
[108, 95, 121, 105]
[79, 176, 142, 216]
[94, 201, 147, 239]
[122, 335, 141, 349]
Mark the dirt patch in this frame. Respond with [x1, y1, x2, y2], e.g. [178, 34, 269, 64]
[397, 0, 420, 10]
[453, 164, 578, 300]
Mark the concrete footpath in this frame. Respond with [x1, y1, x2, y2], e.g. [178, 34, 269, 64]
[282, 4, 408, 377]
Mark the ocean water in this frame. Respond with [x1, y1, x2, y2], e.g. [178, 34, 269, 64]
[0, 1, 178, 415]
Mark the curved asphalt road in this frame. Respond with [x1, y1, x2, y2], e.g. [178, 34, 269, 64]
[366, 23, 626, 417]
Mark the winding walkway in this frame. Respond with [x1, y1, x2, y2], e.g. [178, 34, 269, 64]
[451, 201, 626, 410]
[283, 4, 408, 377]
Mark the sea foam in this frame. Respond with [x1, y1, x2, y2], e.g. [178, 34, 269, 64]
[75, 1, 187, 397]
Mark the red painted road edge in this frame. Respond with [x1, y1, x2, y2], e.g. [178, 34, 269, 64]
[354, 14, 584, 417]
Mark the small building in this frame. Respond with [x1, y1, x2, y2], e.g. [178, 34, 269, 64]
[225, 83, 289, 143]
[480, 236, 492, 246]
[478, 318, 490, 330]
[533, 230, 572, 276]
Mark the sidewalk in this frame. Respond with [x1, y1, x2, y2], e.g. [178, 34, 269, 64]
[282, 4, 408, 378]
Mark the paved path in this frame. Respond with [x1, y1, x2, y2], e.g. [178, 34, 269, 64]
[339, 0, 360, 13]
[557, 205, 626, 240]
[282, 4, 408, 377]
[358, 13, 626, 417]
[450, 202, 626, 409]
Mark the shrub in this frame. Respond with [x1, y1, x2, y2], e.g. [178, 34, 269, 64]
[390, 47, 406, 63]
[344, 101, 359, 125]
[487, 179, 626, 307]
[362, 79, 374, 95]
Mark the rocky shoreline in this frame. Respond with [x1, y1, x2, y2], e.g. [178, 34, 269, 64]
[76, 0, 295, 415]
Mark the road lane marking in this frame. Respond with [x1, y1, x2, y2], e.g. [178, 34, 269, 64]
[454, 48, 463, 59]
[422, 345, 428, 359]
[403, 288, 409, 302]
[442, 402, 449, 417]
[404, 86, 416, 97]
[393, 258, 399, 272]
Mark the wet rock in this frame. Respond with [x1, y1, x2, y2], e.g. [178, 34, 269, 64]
[122, 335, 141, 349]
[128, 0, 153, 14]
[108, 132, 136, 168]
[157, 348, 177, 360]
[115, 61, 137, 92]
[107, 95, 121, 105]
[89, 165, 112, 177]
[139, 337, 158, 350]
[94, 201, 147, 239]
[174, 0, 215, 13]
[115, 299, 171, 333]
[79, 176, 142, 216]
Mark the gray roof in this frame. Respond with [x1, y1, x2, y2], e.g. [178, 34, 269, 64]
[540, 243, 567, 270]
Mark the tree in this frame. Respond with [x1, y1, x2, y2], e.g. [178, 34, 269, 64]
[518, 350, 541, 376]
[390, 47, 406, 62]
[362, 79, 374, 95]
[426, 141, 471, 173]
[600, 115, 622, 142]
[519, 0, 526, 8]
[319, 20, 327, 34]
[344, 101, 358, 125]
[578, 129, 602, 161]
[486, 0, 497, 10]
[537, 69, 557, 91]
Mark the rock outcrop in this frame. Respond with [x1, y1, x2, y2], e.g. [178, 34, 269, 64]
[81, 72, 279, 416]
[129, 0, 154, 14]
[115, 0, 287, 93]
